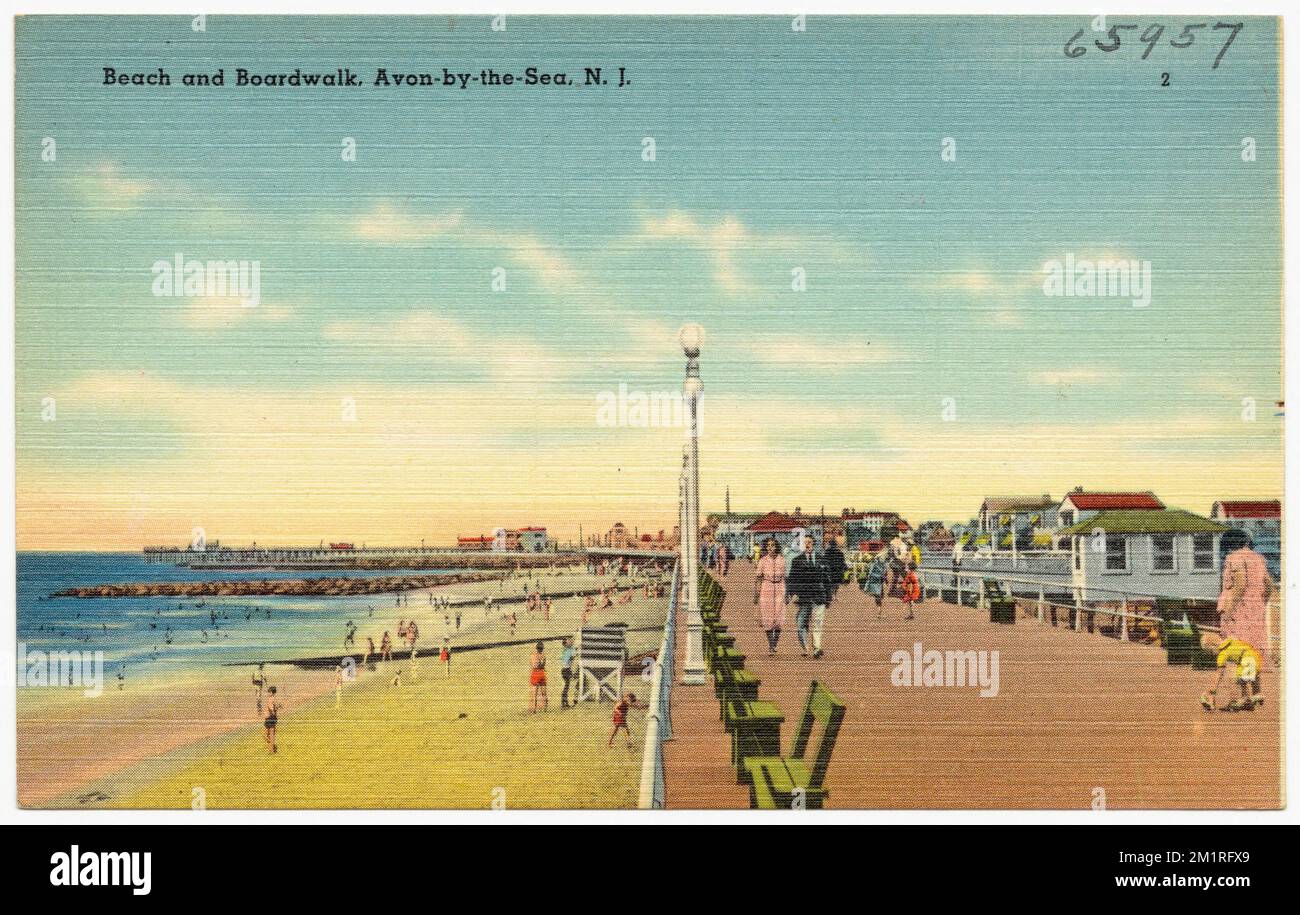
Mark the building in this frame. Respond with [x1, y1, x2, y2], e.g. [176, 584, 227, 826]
[1055, 509, 1229, 600]
[1210, 500, 1281, 577]
[840, 510, 904, 550]
[978, 495, 1056, 552]
[709, 512, 762, 558]
[1050, 489, 1165, 547]
[457, 526, 549, 553]
[456, 535, 494, 551]
[1054, 488, 1164, 529]
[922, 525, 955, 553]
[743, 510, 823, 557]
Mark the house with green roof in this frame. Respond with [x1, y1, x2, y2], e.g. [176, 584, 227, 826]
[1055, 509, 1230, 600]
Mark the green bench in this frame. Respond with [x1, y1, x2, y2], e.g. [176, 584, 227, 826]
[714, 661, 761, 709]
[744, 681, 846, 809]
[1158, 600, 1216, 669]
[984, 579, 1016, 625]
[729, 699, 785, 783]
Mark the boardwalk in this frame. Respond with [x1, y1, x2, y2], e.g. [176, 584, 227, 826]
[662, 564, 1282, 809]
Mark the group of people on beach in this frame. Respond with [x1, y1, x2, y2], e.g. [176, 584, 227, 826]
[526, 637, 644, 749]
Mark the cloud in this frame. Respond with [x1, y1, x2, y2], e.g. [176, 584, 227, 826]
[352, 203, 465, 241]
[77, 162, 160, 209]
[350, 201, 579, 290]
[181, 297, 296, 330]
[635, 210, 757, 295]
[323, 310, 575, 383]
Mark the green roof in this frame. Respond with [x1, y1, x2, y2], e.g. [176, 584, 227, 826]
[1055, 509, 1229, 537]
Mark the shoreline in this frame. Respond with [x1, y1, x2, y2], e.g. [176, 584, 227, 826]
[20, 569, 668, 808]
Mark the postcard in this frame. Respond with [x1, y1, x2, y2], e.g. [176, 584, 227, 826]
[12, 13, 1283, 810]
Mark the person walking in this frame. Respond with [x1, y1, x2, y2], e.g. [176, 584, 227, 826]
[1202, 530, 1275, 712]
[863, 550, 887, 617]
[817, 534, 848, 656]
[787, 535, 830, 659]
[753, 537, 788, 654]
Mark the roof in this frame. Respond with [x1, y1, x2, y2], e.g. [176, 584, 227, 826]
[981, 495, 1055, 513]
[1055, 509, 1230, 537]
[1213, 500, 1280, 519]
[746, 511, 805, 533]
[1062, 491, 1164, 511]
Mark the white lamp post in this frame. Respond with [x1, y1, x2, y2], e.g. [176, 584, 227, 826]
[679, 323, 706, 684]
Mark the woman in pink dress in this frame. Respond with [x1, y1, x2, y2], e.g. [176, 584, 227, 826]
[753, 537, 787, 654]
[1205, 530, 1275, 711]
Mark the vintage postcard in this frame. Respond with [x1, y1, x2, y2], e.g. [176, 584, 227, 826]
[12, 13, 1283, 812]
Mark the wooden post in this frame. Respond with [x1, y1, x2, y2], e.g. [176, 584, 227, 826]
[978, 578, 986, 611]
[1037, 586, 1044, 623]
[1120, 597, 1128, 641]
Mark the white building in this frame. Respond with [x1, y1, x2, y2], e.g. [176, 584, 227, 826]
[1056, 509, 1229, 600]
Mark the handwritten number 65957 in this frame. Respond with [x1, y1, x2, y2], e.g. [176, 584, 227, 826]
[1064, 21, 1243, 69]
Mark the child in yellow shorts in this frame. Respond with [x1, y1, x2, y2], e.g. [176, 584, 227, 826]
[1200, 633, 1263, 712]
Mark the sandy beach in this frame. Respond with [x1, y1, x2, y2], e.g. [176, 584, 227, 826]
[20, 569, 669, 809]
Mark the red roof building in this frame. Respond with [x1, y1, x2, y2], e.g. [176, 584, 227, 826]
[1212, 500, 1280, 520]
[745, 511, 804, 533]
[1061, 491, 1165, 511]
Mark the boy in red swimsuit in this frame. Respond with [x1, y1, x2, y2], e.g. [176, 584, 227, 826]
[607, 691, 645, 749]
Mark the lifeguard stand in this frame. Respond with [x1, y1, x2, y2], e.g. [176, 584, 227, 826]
[576, 625, 626, 702]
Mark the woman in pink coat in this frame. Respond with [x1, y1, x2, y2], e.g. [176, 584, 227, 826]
[753, 537, 787, 654]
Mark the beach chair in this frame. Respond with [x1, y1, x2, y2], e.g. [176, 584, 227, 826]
[744, 681, 846, 809]
[575, 625, 626, 702]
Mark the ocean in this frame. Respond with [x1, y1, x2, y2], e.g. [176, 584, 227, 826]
[16, 552, 472, 680]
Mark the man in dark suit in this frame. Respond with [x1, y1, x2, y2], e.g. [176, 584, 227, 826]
[787, 535, 830, 659]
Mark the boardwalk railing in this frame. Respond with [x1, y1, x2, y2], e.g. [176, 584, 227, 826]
[638, 558, 680, 809]
[918, 565, 1282, 663]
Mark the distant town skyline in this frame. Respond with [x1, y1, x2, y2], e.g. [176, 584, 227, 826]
[15, 16, 1282, 550]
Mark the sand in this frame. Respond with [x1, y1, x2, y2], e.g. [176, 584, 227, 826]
[20, 571, 668, 809]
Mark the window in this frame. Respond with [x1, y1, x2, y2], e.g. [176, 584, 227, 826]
[1060, 510, 1075, 527]
[1105, 535, 1128, 572]
[1151, 534, 1175, 572]
[1192, 533, 1215, 571]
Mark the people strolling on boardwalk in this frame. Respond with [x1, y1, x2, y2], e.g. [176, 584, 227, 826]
[788, 534, 831, 659]
[754, 536, 787, 654]
[901, 562, 921, 621]
[862, 550, 887, 617]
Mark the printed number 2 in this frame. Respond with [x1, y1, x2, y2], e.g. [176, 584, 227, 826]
[1160, 72, 1170, 86]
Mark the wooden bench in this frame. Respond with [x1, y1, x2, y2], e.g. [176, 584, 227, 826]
[984, 579, 1016, 625]
[714, 661, 761, 710]
[729, 699, 785, 784]
[744, 680, 846, 808]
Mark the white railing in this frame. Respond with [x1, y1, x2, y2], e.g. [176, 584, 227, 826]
[638, 559, 680, 809]
[917, 565, 1283, 664]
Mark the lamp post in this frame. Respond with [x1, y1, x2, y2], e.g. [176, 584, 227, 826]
[679, 323, 706, 684]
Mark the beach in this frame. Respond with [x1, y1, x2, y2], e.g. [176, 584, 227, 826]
[19, 565, 669, 809]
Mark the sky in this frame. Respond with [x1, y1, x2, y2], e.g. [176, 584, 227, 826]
[14, 15, 1283, 550]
